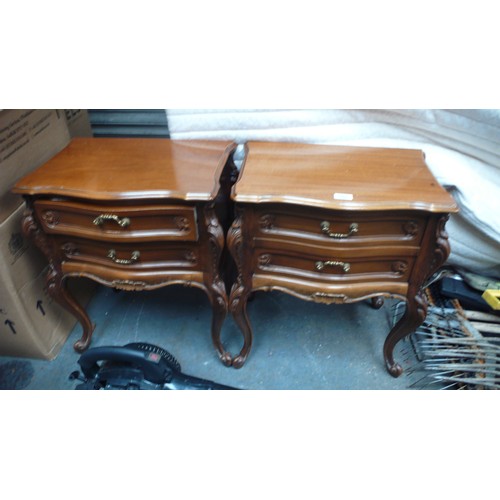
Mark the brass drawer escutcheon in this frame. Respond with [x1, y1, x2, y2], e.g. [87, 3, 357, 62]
[315, 260, 351, 273]
[107, 249, 140, 265]
[93, 214, 131, 228]
[320, 221, 358, 239]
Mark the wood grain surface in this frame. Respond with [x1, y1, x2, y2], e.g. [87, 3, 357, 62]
[13, 138, 237, 202]
[234, 142, 458, 212]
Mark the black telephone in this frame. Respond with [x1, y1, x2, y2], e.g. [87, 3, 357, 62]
[70, 342, 237, 390]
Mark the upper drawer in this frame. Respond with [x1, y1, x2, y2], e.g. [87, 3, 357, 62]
[254, 206, 426, 246]
[34, 199, 198, 242]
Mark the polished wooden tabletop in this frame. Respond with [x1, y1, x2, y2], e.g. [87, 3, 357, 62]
[234, 141, 458, 212]
[13, 138, 237, 202]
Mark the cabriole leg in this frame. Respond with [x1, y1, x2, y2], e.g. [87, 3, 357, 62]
[205, 283, 231, 367]
[383, 290, 428, 377]
[46, 266, 95, 352]
[204, 204, 232, 366]
[226, 210, 254, 368]
[21, 207, 94, 352]
[229, 284, 253, 369]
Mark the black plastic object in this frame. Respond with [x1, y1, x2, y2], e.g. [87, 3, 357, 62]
[439, 277, 490, 312]
[71, 342, 237, 390]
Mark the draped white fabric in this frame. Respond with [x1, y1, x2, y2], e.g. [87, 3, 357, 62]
[167, 109, 500, 276]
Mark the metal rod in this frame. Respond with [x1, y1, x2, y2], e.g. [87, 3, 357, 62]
[421, 352, 499, 362]
[422, 365, 500, 375]
[432, 376, 498, 389]
[416, 338, 500, 349]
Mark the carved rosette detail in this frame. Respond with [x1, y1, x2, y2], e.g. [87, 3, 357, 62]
[258, 254, 272, 267]
[62, 242, 78, 256]
[391, 261, 408, 274]
[259, 214, 275, 231]
[403, 220, 419, 237]
[42, 210, 59, 227]
[184, 251, 197, 264]
[174, 216, 190, 232]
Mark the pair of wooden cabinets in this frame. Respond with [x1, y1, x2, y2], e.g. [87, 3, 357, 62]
[13, 138, 458, 376]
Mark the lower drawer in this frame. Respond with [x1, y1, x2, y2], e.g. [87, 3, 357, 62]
[253, 240, 416, 284]
[55, 237, 201, 271]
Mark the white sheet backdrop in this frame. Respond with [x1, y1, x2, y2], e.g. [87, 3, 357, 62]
[166, 109, 500, 277]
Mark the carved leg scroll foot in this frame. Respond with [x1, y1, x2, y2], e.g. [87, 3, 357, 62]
[46, 266, 95, 352]
[74, 336, 94, 354]
[383, 290, 428, 377]
[386, 360, 404, 378]
[371, 297, 384, 310]
[206, 284, 231, 367]
[229, 284, 253, 369]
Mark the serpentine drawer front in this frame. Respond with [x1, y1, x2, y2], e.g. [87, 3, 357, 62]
[222, 141, 459, 376]
[55, 237, 201, 271]
[13, 138, 237, 361]
[34, 200, 198, 242]
[255, 207, 426, 247]
[252, 241, 417, 284]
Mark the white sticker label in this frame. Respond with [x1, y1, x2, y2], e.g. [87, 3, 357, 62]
[333, 193, 353, 201]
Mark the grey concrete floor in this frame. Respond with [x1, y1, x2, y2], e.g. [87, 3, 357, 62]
[0, 284, 417, 390]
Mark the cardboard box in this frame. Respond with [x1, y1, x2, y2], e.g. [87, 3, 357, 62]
[0, 204, 95, 360]
[0, 109, 71, 224]
[1, 110, 95, 359]
[63, 109, 93, 138]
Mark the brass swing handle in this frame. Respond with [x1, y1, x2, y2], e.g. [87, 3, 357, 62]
[320, 221, 358, 239]
[315, 260, 351, 273]
[93, 214, 131, 228]
[107, 249, 140, 265]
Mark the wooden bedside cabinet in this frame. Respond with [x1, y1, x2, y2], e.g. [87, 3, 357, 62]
[12, 138, 237, 364]
[224, 142, 458, 376]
